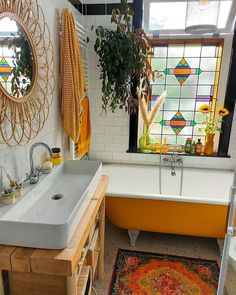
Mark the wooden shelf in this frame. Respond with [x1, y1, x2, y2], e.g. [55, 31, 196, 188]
[77, 266, 92, 295]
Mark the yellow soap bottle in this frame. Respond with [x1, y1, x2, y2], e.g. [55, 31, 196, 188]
[50, 147, 63, 165]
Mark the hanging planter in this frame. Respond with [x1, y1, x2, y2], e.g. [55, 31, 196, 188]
[93, 0, 151, 113]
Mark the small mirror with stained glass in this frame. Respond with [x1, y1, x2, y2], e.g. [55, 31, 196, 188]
[0, 16, 35, 99]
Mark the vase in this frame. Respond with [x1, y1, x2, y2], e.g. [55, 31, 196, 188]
[139, 128, 155, 152]
[204, 133, 215, 156]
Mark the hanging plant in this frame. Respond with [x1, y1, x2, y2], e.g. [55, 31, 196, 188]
[93, 0, 151, 113]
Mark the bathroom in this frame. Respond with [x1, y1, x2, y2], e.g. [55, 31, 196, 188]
[0, 0, 236, 294]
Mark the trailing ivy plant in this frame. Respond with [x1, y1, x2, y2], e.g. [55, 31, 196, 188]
[93, 0, 150, 113]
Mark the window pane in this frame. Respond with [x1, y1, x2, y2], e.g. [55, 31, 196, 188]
[168, 45, 184, 57]
[150, 123, 162, 134]
[166, 86, 181, 98]
[181, 86, 197, 98]
[163, 99, 179, 111]
[179, 99, 196, 111]
[218, 0, 232, 29]
[149, 2, 187, 30]
[138, 40, 223, 154]
[152, 85, 165, 96]
[200, 58, 217, 71]
[147, 1, 232, 31]
[154, 46, 167, 57]
[151, 58, 166, 72]
[198, 72, 216, 85]
[184, 45, 201, 57]
[201, 46, 217, 57]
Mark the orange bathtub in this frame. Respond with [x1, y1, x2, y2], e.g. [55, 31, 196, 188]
[104, 164, 233, 239]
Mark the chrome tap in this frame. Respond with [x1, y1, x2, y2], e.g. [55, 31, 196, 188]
[26, 142, 53, 184]
[162, 152, 183, 176]
[171, 161, 176, 176]
[159, 147, 184, 196]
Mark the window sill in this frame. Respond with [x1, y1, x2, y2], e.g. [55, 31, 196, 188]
[127, 149, 230, 158]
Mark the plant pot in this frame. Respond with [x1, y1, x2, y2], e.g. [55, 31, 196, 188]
[14, 186, 23, 198]
[204, 133, 215, 156]
[1, 193, 15, 205]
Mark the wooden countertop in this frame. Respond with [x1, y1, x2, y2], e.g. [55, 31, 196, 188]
[0, 175, 108, 277]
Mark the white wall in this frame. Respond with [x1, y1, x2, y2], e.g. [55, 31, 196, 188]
[0, 0, 84, 185]
[85, 5, 236, 171]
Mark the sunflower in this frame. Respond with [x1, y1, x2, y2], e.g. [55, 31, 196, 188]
[217, 107, 229, 117]
[198, 104, 211, 113]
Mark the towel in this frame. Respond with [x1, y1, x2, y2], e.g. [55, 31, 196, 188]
[78, 96, 91, 156]
[60, 8, 87, 142]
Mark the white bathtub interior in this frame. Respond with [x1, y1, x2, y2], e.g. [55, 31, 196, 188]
[103, 164, 234, 205]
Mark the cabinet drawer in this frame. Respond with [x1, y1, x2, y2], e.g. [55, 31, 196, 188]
[86, 228, 100, 278]
[77, 266, 92, 295]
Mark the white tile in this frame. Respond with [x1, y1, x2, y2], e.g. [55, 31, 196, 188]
[113, 152, 130, 161]
[114, 117, 129, 127]
[113, 136, 128, 144]
[90, 142, 105, 151]
[105, 126, 122, 135]
[104, 143, 122, 152]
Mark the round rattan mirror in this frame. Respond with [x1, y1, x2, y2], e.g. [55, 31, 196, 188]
[0, 0, 54, 146]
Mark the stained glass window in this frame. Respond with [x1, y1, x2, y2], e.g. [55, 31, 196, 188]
[138, 39, 223, 150]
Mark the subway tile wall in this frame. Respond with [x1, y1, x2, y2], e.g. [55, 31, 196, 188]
[0, 0, 83, 185]
[85, 3, 236, 170]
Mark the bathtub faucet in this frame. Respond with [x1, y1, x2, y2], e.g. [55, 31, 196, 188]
[159, 149, 184, 195]
[162, 153, 183, 176]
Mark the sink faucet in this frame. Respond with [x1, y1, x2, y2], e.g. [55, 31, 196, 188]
[26, 142, 53, 184]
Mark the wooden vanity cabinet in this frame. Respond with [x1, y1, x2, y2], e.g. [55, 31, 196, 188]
[0, 176, 108, 295]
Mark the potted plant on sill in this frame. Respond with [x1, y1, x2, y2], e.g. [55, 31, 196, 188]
[1, 187, 15, 205]
[10, 180, 24, 198]
[198, 104, 229, 156]
[93, 0, 153, 114]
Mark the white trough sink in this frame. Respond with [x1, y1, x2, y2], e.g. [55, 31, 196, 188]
[0, 160, 102, 249]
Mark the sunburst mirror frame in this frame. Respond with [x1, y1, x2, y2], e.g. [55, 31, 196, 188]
[0, 0, 54, 146]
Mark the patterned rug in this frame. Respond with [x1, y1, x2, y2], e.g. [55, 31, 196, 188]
[109, 249, 219, 295]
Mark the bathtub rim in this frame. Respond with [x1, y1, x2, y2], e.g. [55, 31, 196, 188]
[103, 163, 233, 206]
[105, 192, 230, 205]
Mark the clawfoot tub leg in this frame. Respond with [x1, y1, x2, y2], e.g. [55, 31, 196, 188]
[217, 239, 224, 257]
[128, 230, 140, 247]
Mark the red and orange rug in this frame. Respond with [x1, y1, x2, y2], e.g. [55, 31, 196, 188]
[109, 249, 219, 295]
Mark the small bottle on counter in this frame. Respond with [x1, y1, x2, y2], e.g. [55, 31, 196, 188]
[161, 137, 169, 153]
[50, 147, 63, 165]
[195, 139, 202, 155]
[190, 141, 196, 154]
[185, 138, 192, 153]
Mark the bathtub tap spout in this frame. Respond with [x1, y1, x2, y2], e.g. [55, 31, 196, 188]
[171, 163, 176, 176]
[162, 153, 182, 176]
